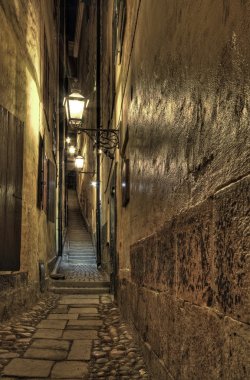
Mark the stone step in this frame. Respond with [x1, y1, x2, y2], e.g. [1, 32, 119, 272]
[67, 253, 95, 257]
[49, 286, 109, 294]
[68, 246, 94, 249]
[67, 258, 96, 261]
[50, 280, 110, 288]
[67, 261, 97, 265]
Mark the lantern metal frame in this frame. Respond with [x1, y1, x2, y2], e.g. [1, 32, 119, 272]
[76, 126, 119, 152]
[63, 92, 86, 126]
[64, 93, 119, 154]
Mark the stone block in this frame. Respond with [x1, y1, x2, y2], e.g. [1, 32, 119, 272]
[223, 317, 250, 379]
[69, 307, 98, 314]
[67, 319, 102, 328]
[155, 222, 176, 292]
[48, 313, 79, 320]
[59, 298, 98, 305]
[33, 329, 63, 339]
[143, 288, 161, 357]
[143, 234, 159, 289]
[31, 339, 70, 351]
[130, 231, 174, 292]
[130, 243, 145, 286]
[51, 307, 69, 314]
[37, 319, 67, 329]
[158, 294, 224, 380]
[24, 348, 68, 360]
[68, 339, 92, 360]
[132, 287, 148, 339]
[3, 358, 54, 378]
[62, 329, 98, 340]
[51, 360, 89, 378]
[140, 341, 173, 380]
[175, 200, 215, 307]
[214, 177, 250, 323]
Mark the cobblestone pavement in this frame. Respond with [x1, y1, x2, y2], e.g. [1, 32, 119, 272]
[0, 293, 150, 379]
[59, 263, 109, 282]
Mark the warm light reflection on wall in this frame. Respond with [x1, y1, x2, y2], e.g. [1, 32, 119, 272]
[26, 68, 40, 141]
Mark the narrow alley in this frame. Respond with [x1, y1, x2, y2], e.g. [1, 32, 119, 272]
[0, 188, 149, 379]
[0, 0, 249, 379]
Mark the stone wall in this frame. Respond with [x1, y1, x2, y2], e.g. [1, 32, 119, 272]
[119, 176, 250, 378]
[77, 0, 250, 377]
[117, 0, 250, 377]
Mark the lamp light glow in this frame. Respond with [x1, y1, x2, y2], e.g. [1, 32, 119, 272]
[75, 155, 84, 170]
[66, 137, 71, 144]
[68, 145, 76, 155]
[63, 92, 86, 126]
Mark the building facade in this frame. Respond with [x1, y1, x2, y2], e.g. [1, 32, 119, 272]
[0, 0, 60, 317]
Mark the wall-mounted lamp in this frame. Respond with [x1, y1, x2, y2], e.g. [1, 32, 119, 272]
[91, 181, 98, 187]
[63, 92, 86, 127]
[75, 155, 85, 170]
[68, 145, 76, 155]
[63, 90, 119, 153]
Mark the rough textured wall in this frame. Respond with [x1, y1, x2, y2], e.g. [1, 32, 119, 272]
[78, 0, 250, 377]
[0, 0, 58, 314]
[116, 0, 250, 378]
[129, 0, 250, 241]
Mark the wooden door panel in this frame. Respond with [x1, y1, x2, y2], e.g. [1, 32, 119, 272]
[0, 107, 8, 264]
[0, 107, 23, 271]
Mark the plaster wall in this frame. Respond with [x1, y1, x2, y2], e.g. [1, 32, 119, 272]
[116, 0, 250, 378]
[0, 0, 59, 316]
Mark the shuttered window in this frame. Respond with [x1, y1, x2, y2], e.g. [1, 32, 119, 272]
[0, 106, 24, 271]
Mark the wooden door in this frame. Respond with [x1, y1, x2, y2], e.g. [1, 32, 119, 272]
[0, 106, 24, 270]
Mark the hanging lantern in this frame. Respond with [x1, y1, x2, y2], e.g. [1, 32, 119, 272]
[63, 92, 86, 126]
[75, 155, 84, 170]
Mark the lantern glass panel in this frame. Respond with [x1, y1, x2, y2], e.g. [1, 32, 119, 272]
[75, 155, 84, 169]
[68, 92, 85, 122]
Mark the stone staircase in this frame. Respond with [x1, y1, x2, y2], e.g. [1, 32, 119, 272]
[50, 190, 110, 295]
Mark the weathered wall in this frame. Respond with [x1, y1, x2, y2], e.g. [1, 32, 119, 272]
[77, 0, 250, 378]
[0, 0, 59, 316]
[116, 0, 250, 378]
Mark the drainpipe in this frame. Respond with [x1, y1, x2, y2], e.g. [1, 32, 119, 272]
[96, 0, 102, 267]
